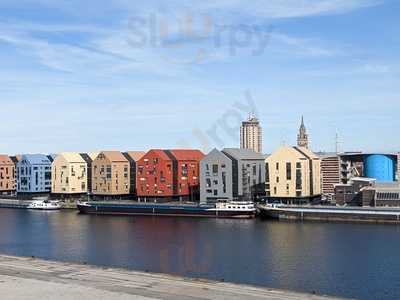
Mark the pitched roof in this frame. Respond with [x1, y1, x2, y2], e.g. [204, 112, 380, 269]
[21, 154, 51, 165]
[0, 155, 13, 165]
[144, 149, 172, 161]
[101, 151, 129, 162]
[124, 151, 146, 161]
[58, 152, 86, 163]
[222, 148, 265, 160]
[168, 149, 205, 161]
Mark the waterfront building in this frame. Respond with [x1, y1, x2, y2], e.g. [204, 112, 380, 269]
[240, 113, 263, 153]
[362, 182, 400, 207]
[200, 149, 233, 203]
[397, 153, 400, 181]
[265, 146, 321, 204]
[334, 177, 375, 206]
[122, 151, 146, 196]
[51, 153, 88, 196]
[136, 149, 204, 201]
[79, 152, 99, 194]
[16, 154, 52, 193]
[319, 153, 341, 201]
[222, 148, 266, 202]
[200, 148, 265, 204]
[0, 155, 16, 195]
[92, 151, 130, 197]
[297, 116, 309, 149]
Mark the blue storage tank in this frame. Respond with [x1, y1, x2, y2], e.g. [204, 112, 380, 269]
[364, 154, 396, 182]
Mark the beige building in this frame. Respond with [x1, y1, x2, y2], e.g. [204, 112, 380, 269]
[266, 146, 321, 203]
[240, 113, 263, 153]
[92, 151, 130, 196]
[51, 153, 88, 195]
[0, 155, 16, 194]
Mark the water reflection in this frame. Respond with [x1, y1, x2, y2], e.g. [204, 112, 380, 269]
[1, 209, 400, 300]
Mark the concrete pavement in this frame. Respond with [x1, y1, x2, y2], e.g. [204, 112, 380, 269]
[0, 255, 348, 300]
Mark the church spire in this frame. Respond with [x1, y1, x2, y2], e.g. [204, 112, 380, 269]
[297, 116, 309, 148]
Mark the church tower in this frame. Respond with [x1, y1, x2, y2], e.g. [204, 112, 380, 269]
[297, 116, 309, 148]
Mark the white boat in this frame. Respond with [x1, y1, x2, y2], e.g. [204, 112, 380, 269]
[28, 200, 62, 210]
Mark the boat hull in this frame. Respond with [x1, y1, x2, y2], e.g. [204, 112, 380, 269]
[77, 203, 255, 219]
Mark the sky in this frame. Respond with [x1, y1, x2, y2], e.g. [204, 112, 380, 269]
[0, 0, 399, 155]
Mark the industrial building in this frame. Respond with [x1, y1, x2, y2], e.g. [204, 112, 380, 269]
[51, 153, 88, 196]
[339, 153, 398, 183]
[136, 149, 204, 201]
[16, 154, 52, 194]
[0, 155, 16, 195]
[334, 178, 400, 207]
[92, 151, 130, 197]
[265, 146, 321, 204]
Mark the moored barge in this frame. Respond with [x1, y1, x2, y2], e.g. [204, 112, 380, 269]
[77, 201, 256, 218]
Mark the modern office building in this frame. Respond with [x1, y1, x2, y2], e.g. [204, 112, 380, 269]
[200, 149, 233, 203]
[297, 116, 309, 149]
[136, 149, 204, 201]
[200, 148, 265, 203]
[265, 146, 321, 204]
[51, 152, 88, 196]
[122, 151, 146, 196]
[16, 154, 52, 193]
[240, 113, 263, 153]
[0, 155, 16, 195]
[92, 151, 130, 197]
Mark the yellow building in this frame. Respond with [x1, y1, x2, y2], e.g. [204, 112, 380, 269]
[51, 153, 88, 195]
[266, 146, 321, 203]
[92, 151, 130, 196]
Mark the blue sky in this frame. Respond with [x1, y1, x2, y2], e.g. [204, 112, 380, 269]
[0, 0, 399, 154]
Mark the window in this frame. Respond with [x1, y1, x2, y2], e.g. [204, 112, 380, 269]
[296, 162, 301, 169]
[276, 162, 279, 171]
[212, 164, 218, 175]
[206, 178, 211, 188]
[213, 190, 218, 196]
[286, 162, 292, 180]
[276, 177, 279, 183]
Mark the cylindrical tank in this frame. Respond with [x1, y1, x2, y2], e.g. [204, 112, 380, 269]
[364, 154, 395, 182]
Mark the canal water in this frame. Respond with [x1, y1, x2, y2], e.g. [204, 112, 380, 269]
[0, 209, 399, 300]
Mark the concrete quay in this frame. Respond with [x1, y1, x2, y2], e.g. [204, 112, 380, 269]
[0, 255, 347, 300]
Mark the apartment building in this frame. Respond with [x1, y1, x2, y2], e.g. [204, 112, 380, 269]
[122, 151, 146, 196]
[266, 146, 321, 204]
[136, 149, 204, 201]
[51, 152, 88, 195]
[319, 154, 341, 200]
[200, 149, 233, 203]
[0, 155, 16, 194]
[80, 152, 99, 194]
[16, 154, 52, 193]
[92, 151, 130, 196]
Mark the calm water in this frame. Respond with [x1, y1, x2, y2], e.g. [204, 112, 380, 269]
[1, 209, 400, 300]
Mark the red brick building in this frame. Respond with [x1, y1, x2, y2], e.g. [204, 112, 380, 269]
[136, 149, 204, 201]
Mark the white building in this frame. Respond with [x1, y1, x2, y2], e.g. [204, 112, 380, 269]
[240, 113, 263, 153]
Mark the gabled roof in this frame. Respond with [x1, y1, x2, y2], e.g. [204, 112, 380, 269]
[0, 155, 13, 165]
[100, 151, 128, 163]
[168, 149, 204, 161]
[124, 151, 146, 161]
[222, 148, 265, 160]
[143, 149, 172, 161]
[57, 152, 86, 164]
[21, 154, 51, 165]
[202, 148, 231, 161]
